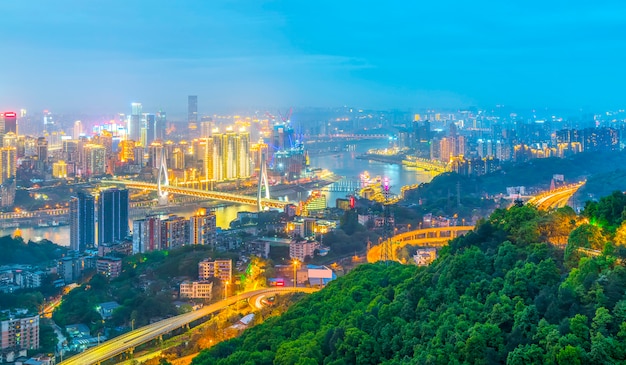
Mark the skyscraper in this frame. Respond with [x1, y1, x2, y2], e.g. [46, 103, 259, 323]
[188, 96, 198, 132]
[156, 110, 166, 141]
[98, 188, 129, 245]
[129, 102, 142, 142]
[1, 112, 17, 135]
[0, 147, 17, 184]
[69, 191, 95, 252]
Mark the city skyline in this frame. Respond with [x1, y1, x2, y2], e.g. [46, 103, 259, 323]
[1, 1, 626, 114]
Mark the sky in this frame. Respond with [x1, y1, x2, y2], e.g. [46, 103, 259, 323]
[1, 1, 626, 116]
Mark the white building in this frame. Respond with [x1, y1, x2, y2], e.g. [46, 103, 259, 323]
[198, 259, 232, 283]
[179, 281, 213, 299]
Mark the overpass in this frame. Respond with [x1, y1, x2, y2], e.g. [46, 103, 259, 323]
[101, 180, 290, 210]
[59, 287, 318, 365]
[526, 181, 585, 210]
[367, 226, 474, 263]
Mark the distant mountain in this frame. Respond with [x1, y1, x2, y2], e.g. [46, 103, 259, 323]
[192, 196, 626, 365]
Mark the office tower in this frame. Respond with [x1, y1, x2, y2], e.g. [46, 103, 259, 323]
[188, 96, 198, 132]
[146, 113, 156, 145]
[98, 188, 129, 245]
[69, 191, 95, 252]
[189, 208, 217, 246]
[73, 121, 82, 139]
[156, 110, 166, 141]
[1, 112, 17, 134]
[0, 147, 17, 184]
[43, 111, 54, 133]
[129, 102, 142, 142]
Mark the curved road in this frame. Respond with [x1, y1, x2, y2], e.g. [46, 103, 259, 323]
[526, 182, 585, 211]
[59, 287, 318, 365]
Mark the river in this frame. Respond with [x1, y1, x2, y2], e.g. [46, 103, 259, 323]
[1, 139, 435, 246]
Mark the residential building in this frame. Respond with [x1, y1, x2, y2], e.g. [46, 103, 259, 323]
[96, 257, 122, 279]
[69, 191, 95, 252]
[198, 259, 232, 283]
[0, 309, 39, 350]
[289, 239, 319, 261]
[179, 280, 213, 299]
[189, 209, 217, 246]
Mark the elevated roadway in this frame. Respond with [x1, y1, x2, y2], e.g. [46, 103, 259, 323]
[367, 226, 474, 263]
[59, 287, 317, 365]
[101, 180, 289, 210]
[526, 181, 585, 210]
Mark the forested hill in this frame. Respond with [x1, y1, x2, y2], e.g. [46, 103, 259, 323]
[193, 193, 626, 365]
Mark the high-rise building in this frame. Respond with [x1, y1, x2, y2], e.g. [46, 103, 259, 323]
[98, 189, 129, 245]
[160, 215, 188, 250]
[0, 147, 16, 184]
[210, 128, 251, 181]
[129, 102, 142, 142]
[36, 137, 47, 167]
[156, 110, 166, 141]
[132, 216, 162, 254]
[82, 144, 106, 177]
[189, 208, 217, 246]
[188, 96, 198, 132]
[1, 112, 17, 135]
[145, 113, 156, 145]
[73, 120, 82, 139]
[69, 191, 95, 252]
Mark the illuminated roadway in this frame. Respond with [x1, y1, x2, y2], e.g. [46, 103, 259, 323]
[526, 181, 585, 210]
[101, 179, 290, 210]
[367, 226, 474, 263]
[58, 287, 317, 365]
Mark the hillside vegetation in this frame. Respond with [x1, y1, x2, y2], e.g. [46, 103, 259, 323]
[193, 192, 626, 365]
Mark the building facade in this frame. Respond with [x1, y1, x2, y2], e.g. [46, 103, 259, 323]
[98, 188, 129, 246]
[69, 191, 95, 252]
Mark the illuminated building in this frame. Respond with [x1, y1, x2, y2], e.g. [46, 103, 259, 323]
[0, 147, 16, 184]
[189, 208, 217, 246]
[69, 191, 94, 252]
[0, 112, 17, 134]
[199, 259, 232, 283]
[172, 147, 185, 169]
[129, 102, 142, 142]
[188, 95, 198, 131]
[43, 110, 53, 133]
[0, 309, 39, 350]
[300, 191, 327, 216]
[160, 215, 188, 250]
[250, 140, 268, 175]
[93, 130, 113, 156]
[82, 144, 106, 176]
[148, 141, 164, 168]
[132, 216, 162, 254]
[52, 160, 68, 178]
[118, 139, 136, 163]
[211, 128, 251, 181]
[98, 188, 129, 246]
[200, 116, 213, 138]
[2, 132, 16, 148]
[179, 281, 213, 299]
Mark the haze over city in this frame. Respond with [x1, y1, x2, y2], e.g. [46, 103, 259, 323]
[2, 1, 626, 114]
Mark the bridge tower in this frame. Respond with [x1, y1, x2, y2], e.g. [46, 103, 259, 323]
[157, 148, 169, 206]
[257, 153, 270, 211]
[380, 178, 394, 264]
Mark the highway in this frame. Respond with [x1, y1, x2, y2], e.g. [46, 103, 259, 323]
[526, 182, 585, 210]
[58, 287, 317, 365]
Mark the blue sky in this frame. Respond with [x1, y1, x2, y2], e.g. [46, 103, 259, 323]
[1, 1, 625, 115]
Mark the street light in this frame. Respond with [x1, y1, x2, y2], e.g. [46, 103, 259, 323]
[292, 259, 299, 288]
